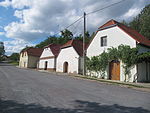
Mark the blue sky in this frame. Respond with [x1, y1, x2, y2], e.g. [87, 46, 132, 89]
[0, 0, 150, 55]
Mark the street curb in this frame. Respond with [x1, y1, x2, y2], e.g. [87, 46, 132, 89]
[37, 70, 150, 92]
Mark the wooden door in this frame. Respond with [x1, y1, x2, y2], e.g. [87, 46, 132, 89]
[109, 61, 120, 80]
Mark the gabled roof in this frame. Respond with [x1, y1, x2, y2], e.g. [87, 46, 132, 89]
[61, 40, 85, 56]
[22, 48, 43, 57]
[44, 44, 61, 56]
[98, 19, 150, 46]
[99, 19, 118, 29]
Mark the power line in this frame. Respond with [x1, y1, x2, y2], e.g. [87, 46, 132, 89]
[65, 16, 83, 29]
[62, 0, 127, 31]
[70, 19, 83, 35]
[52, 16, 83, 36]
[87, 0, 127, 15]
[53, 0, 127, 36]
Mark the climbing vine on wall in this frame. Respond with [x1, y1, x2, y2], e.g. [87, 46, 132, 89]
[86, 45, 140, 82]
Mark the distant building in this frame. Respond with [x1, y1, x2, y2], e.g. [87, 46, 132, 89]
[38, 44, 61, 71]
[19, 48, 43, 68]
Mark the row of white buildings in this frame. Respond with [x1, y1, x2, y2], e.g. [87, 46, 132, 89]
[19, 19, 150, 83]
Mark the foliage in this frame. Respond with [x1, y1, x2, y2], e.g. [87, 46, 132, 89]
[0, 56, 4, 61]
[138, 52, 150, 62]
[86, 45, 139, 81]
[87, 56, 100, 72]
[35, 29, 93, 49]
[107, 47, 119, 61]
[98, 52, 109, 77]
[0, 48, 5, 56]
[129, 4, 150, 39]
[0, 42, 5, 56]
[121, 20, 129, 26]
[120, 5, 150, 40]
[0, 42, 5, 61]
[86, 57, 92, 72]
[9, 61, 19, 66]
[61, 29, 73, 40]
[35, 36, 59, 48]
[10, 53, 20, 61]
[75, 31, 95, 43]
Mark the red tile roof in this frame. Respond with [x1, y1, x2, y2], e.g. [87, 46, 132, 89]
[98, 19, 150, 46]
[22, 48, 43, 57]
[44, 44, 61, 56]
[61, 40, 85, 56]
[99, 20, 117, 29]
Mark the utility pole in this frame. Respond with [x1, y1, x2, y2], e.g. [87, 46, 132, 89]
[83, 12, 86, 76]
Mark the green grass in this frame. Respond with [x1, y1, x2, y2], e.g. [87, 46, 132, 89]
[9, 61, 19, 66]
[70, 74, 147, 89]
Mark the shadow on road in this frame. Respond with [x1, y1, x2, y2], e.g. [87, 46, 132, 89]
[0, 98, 149, 113]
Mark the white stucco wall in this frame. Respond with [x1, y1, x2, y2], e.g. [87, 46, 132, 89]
[39, 48, 56, 69]
[56, 47, 79, 74]
[120, 62, 137, 82]
[19, 52, 39, 68]
[86, 26, 137, 82]
[28, 56, 39, 68]
[87, 26, 137, 57]
[19, 52, 28, 68]
[39, 58, 55, 69]
[40, 48, 54, 57]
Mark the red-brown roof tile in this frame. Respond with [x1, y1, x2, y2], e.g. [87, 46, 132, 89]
[22, 48, 43, 57]
[98, 19, 150, 46]
[61, 40, 86, 56]
[44, 44, 61, 56]
[99, 19, 117, 29]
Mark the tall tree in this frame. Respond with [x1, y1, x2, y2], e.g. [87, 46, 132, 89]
[75, 31, 93, 43]
[60, 29, 73, 44]
[61, 29, 73, 39]
[0, 42, 5, 56]
[129, 4, 150, 39]
[10, 53, 19, 61]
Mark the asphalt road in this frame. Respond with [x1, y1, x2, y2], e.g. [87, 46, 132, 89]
[0, 62, 150, 113]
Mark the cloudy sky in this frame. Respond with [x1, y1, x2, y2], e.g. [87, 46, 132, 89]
[0, 0, 149, 55]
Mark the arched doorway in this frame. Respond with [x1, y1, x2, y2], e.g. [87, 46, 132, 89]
[63, 62, 68, 73]
[44, 61, 48, 70]
[109, 60, 120, 80]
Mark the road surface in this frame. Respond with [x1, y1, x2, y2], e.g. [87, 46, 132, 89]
[0, 62, 150, 113]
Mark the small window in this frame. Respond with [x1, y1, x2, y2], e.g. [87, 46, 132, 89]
[101, 36, 107, 47]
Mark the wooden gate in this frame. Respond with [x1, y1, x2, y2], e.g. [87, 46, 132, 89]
[109, 60, 120, 80]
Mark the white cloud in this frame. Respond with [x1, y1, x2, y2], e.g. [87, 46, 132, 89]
[122, 8, 141, 20]
[14, 10, 23, 19]
[0, 0, 32, 9]
[0, 32, 5, 35]
[0, 0, 11, 7]
[0, 0, 150, 55]
[4, 39, 34, 55]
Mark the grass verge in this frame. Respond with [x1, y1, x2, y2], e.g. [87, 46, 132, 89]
[68, 74, 148, 89]
[9, 61, 19, 66]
